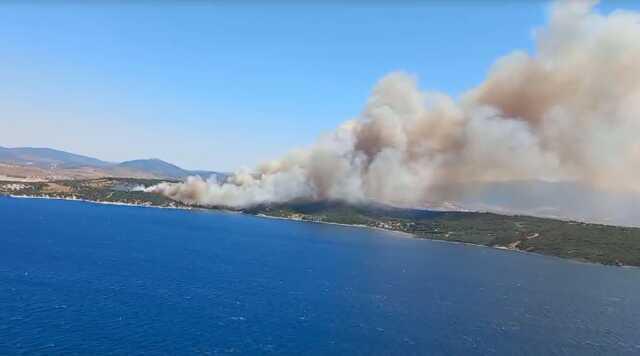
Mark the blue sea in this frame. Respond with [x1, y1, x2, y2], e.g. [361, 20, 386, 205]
[1, 196, 640, 355]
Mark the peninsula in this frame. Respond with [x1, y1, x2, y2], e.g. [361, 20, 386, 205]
[2, 178, 640, 267]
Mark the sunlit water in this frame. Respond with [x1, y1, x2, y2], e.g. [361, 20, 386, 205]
[1, 196, 639, 355]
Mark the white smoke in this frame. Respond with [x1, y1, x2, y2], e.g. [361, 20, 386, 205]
[149, 0, 640, 209]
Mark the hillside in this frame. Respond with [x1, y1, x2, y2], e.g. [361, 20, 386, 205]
[454, 180, 640, 227]
[0, 177, 182, 207]
[0, 146, 111, 169]
[117, 159, 222, 180]
[117, 159, 190, 179]
[245, 201, 640, 267]
[0, 146, 223, 181]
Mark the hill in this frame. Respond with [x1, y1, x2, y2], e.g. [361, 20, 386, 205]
[117, 159, 190, 179]
[245, 200, 640, 267]
[0, 146, 224, 181]
[0, 146, 111, 169]
[116, 159, 223, 180]
[454, 180, 640, 227]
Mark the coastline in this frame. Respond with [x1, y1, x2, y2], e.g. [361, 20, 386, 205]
[254, 212, 637, 269]
[4, 194, 191, 211]
[253, 213, 416, 238]
[2, 193, 636, 269]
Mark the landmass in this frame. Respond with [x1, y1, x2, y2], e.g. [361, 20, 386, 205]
[0, 178, 184, 208]
[2, 178, 640, 267]
[0, 146, 226, 180]
[245, 201, 640, 267]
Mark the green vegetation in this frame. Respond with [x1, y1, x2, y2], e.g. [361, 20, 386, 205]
[0, 178, 183, 208]
[245, 201, 640, 267]
[3, 181, 640, 267]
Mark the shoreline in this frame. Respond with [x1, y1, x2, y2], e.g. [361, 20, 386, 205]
[255, 213, 637, 269]
[4, 194, 191, 211]
[2, 194, 636, 269]
[253, 213, 416, 238]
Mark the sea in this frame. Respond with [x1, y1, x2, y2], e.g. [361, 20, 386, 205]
[1, 196, 639, 355]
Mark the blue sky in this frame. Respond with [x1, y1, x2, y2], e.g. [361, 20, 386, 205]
[1, 1, 637, 171]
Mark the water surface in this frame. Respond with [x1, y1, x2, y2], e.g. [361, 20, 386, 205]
[1, 196, 639, 355]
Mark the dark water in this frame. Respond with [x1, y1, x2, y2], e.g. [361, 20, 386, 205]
[1, 197, 640, 355]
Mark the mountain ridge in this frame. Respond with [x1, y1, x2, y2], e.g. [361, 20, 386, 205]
[0, 146, 224, 180]
[0, 146, 111, 169]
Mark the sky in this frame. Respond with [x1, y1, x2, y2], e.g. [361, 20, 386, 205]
[1, 1, 638, 171]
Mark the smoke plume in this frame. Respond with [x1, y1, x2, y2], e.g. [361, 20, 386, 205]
[149, 0, 640, 209]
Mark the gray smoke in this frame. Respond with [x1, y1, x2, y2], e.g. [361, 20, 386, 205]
[149, 0, 640, 210]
